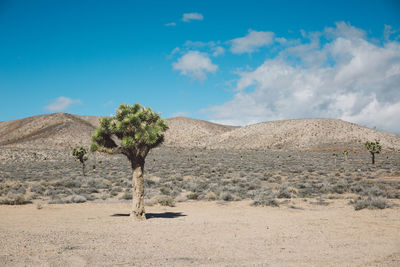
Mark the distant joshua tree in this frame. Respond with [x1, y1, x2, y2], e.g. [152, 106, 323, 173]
[364, 141, 382, 164]
[72, 147, 88, 176]
[332, 153, 338, 165]
[342, 149, 349, 161]
[90, 103, 168, 220]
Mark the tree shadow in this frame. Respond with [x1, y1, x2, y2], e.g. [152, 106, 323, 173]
[111, 213, 130, 217]
[146, 212, 186, 219]
[111, 212, 186, 219]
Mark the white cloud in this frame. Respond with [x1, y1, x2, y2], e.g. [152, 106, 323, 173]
[230, 30, 275, 54]
[178, 40, 225, 57]
[206, 22, 400, 134]
[212, 46, 225, 57]
[182, 12, 203, 22]
[325, 21, 366, 40]
[171, 111, 190, 118]
[172, 51, 218, 80]
[165, 22, 176, 27]
[45, 96, 81, 112]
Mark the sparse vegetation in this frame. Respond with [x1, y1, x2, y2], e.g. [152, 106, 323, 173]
[0, 193, 31, 205]
[1, 145, 399, 211]
[351, 196, 390, 210]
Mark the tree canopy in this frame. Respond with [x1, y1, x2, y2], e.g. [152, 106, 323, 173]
[90, 103, 168, 163]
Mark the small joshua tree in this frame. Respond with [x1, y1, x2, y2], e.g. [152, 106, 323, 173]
[332, 153, 338, 166]
[364, 141, 382, 164]
[72, 147, 88, 176]
[91, 103, 168, 220]
[342, 149, 349, 161]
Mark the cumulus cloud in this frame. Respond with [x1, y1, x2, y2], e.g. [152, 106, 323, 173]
[172, 51, 218, 80]
[230, 30, 275, 54]
[171, 111, 190, 118]
[45, 96, 81, 112]
[165, 22, 176, 27]
[182, 12, 203, 22]
[206, 22, 400, 134]
[212, 46, 225, 57]
[180, 41, 225, 57]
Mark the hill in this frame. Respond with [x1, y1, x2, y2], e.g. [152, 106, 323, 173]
[1, 114, 399, 152]
[200, 118, 400, 152]
[0, 113, 96, 148]
[163, 117, 237, 148]
[0, 114, 236, 149]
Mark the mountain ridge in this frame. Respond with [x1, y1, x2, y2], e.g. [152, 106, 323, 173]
[0, 113, 399, 152]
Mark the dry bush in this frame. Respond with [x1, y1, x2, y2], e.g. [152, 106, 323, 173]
[0, 193, 31, 205]
[351, 196, 390, 210]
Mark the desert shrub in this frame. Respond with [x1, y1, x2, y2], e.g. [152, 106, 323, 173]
[144, 187, 159, 200]
[186, 192, 199, 200]
[310, 197, 330, 206]
[0, 193, 31, 205]
[48, 197, 71, 204]
[0, 183, 27, 196]
[120, 191, 133, 200]
[320, 181, 332, 193]
[296, 182, 316, 197]
[332, 179, 349, 194]
[160, 186, 172, 195]
[84, 194, 96, 201]
[364, 185, 387, 197]
[109, 190, 119, 197]
[94, 178, 111, 189]
[145, 179, 157, 187]
[30, 183, 45, 194]
[157, 195, 175, 207]
[70, 195, 87, 203]
[220, 192, 234, 201]
[251, 191, 279, 207]
[352, 196, 390, 210]
[55, 178, 82, 189]
[205, 191, 217, 201]
[350, 183, 364, 193]
[251, 196, 279, 207]
[277, 184, 296, 198]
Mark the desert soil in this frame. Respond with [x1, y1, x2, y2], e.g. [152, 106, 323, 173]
[1, 200, 400, 267]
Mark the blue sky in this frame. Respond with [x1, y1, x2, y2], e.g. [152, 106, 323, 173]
[1, 0, 400, 133]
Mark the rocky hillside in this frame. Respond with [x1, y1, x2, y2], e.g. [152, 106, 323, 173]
[1, 114, 399, 152]
[199, 118, 400, 152]
[163, 117, 237, 147]
[0, 114, 236, 149]
[0, 113, 96, 148]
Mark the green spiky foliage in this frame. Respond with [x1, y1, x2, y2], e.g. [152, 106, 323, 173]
[364, 141, 382, 164]
[90, 103, 168, 219]
[72, 147, 88, 176]
[91, 103, 168, 163]
[342, 149, 349, 161]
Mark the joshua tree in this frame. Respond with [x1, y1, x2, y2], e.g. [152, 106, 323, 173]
[72, 147, 88, 176]
[364, 141, 382, 164]
[332, 153, 338, 165]
[90, 103, 168, 220]
[342, 149, 349, 161]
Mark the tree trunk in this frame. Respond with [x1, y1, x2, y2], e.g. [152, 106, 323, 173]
[131, 161, 146, 220]
[371, 153, 375, 164]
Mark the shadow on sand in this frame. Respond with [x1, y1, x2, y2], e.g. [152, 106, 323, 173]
[111, 212, 186, 219]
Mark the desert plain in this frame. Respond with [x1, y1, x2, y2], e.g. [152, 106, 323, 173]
[1, 113, 400, 266]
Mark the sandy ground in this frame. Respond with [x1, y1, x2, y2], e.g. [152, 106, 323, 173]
[1, 200, 400, 266]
